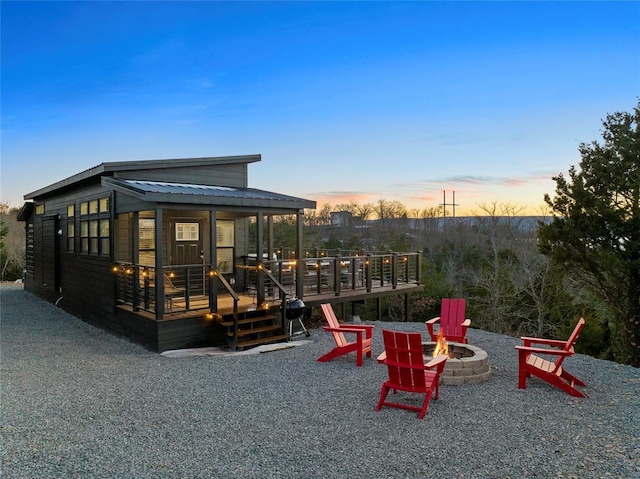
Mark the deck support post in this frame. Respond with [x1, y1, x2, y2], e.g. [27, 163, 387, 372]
[154, 208, 164, 320]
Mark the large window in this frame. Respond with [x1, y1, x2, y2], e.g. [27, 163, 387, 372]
[79, 196, 111, 256]
[216, 220, 234, 274]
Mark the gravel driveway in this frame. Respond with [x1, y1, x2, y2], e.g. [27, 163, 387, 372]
[1, 285, 639, 478]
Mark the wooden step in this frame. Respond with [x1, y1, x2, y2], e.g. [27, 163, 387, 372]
[227, 324, 282, 337]
[219, 314, 278, 327]
[235, 334, 291, 350]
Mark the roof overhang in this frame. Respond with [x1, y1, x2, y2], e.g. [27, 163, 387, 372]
[103, 178, 316, 211]
[24, 154, 262, 200]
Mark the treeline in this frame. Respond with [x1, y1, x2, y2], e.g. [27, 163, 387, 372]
[0, 203, 25, 282]
[283, 201, 615, 362]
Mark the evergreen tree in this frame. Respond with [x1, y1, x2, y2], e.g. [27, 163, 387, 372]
[538, 101, 640, 366]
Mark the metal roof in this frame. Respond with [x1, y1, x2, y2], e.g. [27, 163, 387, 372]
[103, 178, 316, 210]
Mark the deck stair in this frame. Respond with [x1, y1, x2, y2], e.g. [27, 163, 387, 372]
[220, 309, 289, 350]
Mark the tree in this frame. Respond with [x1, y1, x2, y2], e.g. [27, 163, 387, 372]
[0, 203, 25, 281]
[538, 101, 640, 366]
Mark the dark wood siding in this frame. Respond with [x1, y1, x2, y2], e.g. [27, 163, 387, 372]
[157, 316, 226, 352]
[116, 163, 248, 188]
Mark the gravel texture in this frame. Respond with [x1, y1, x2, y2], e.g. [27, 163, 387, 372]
[1, 284, 639, 479]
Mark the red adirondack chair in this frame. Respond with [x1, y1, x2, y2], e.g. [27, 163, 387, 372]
[376, 329, 448, 419]
[317, 303, 374, 367]
[425, 298, 471, 344]
[515, 318, 586, 398]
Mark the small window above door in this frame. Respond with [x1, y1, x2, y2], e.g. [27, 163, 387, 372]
[175, 222, 199, 241]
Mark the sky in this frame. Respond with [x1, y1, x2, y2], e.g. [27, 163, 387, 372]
[2, 1, 639, 216]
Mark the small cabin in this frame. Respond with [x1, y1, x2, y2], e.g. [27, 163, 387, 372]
[18, 155, 422, 352]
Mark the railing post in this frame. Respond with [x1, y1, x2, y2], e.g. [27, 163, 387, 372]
[143, 268, 150, 311]
[392, 253, 398, 289]
[184, 266, 191, 311]
[132, 266, 140, 311]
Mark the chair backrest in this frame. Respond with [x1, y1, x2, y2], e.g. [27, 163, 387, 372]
[164, 274, 180, 289]
[382, 329, 429, 389]
[564, 318, 586, 352]
[549, 318, 586, 373]
[440, 298, 466, 338]
[320, 303, 348, 347]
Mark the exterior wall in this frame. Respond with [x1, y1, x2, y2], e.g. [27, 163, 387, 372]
[114, 163, 248, 188]
[24, 182, 118, 329]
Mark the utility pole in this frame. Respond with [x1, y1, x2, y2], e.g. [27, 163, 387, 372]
[439, 190, 459, 230]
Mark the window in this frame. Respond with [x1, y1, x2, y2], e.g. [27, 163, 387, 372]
[67, 222, 75, 252]
[139, 218, 155, 266]
[176, 222, 199, 241]
[35, 204, 45, 215]
[79, 196, 110, 256]
[216, 220, 234, 274]
[67, 204, 75, 252]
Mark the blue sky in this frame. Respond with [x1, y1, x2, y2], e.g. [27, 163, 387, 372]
[2, 1, 639, 215]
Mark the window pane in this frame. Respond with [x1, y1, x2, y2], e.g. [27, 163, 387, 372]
[67, 204, 74, 217]
[89, 220, 98, 236]
[99, 197, 110, 212]
[90, 238, 98, 254]
[216, 247, 234, 274]
[99, 219, 110, 237]
[80, 202, 88, 215]
[81, 238, 89, 253]
[35, 204, 45, 215]
[100, 238, 110, 255]
[216, 220, 234, 247]
[81, 221, 88, 236]
[139, 219, 155, 250]
[89, 200, 99, 214]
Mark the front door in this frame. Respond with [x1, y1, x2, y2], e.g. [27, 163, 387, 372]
[171, 220, 203, 266]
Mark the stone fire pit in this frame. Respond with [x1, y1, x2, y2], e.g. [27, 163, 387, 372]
[423, 342, 491, 385]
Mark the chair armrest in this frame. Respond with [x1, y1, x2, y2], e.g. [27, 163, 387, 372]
[376, 351, 387, 363]
[462, 319, 471, 327]
[323, 326, 370, 336]
[520, 337, 568, 347]
[515, 345, 574, 357]
[425, 354, 448, 375]
[425, 317, 441, 325]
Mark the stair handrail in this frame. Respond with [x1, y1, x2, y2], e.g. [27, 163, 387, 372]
[261, 266, 291, 336]
[210, 268, 240, 348]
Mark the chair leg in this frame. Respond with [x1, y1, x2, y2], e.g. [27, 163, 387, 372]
[418, 390, 434, 419]
[560, 369, 586, 387]
[376, 384, 391, 412]
[518, 365, 528, 390]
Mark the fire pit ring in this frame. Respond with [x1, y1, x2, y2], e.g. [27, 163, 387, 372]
[423, 342, 491, 385]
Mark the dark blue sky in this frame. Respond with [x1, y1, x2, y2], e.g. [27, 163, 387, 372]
[2, 1, 639, 213]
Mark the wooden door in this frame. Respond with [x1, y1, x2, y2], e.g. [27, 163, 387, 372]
[171, 220, 203, 266]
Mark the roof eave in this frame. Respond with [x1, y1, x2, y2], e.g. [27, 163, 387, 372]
[24, 154, 262, 200]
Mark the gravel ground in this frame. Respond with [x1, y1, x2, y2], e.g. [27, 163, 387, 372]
[1, 284, 639, 479]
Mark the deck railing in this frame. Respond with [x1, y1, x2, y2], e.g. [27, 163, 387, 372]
[250, 251, 422, 299]
[114, 252, 421, 317]
[113, 263, 224, 316]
